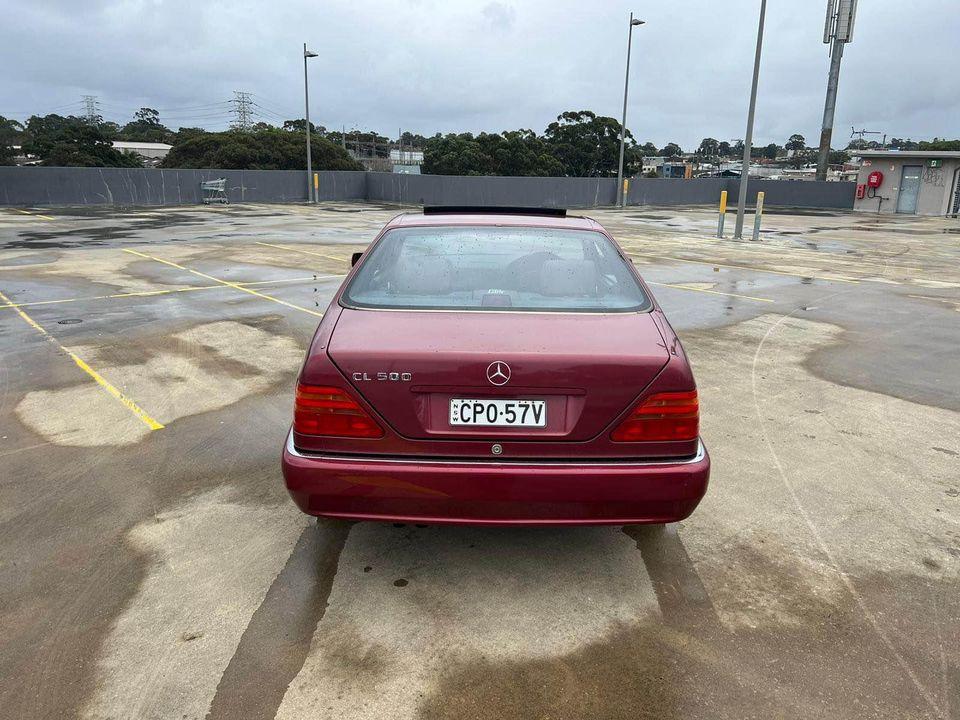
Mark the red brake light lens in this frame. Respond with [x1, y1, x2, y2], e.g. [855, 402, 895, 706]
[294, 384, 384, 438]
[611, 390, 699, 442]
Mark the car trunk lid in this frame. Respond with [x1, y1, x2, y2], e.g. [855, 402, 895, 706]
[326, 308, 669, 441]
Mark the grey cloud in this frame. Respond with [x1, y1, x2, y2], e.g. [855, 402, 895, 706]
[1, 0, 957, 148]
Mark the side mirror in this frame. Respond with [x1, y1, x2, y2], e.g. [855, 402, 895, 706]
[351, 252, 363, 267]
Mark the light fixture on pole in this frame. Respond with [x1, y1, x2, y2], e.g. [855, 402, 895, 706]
[303, 43, 319, 203]
[733, 0, 767, 240]
[616, 13, 645, 208]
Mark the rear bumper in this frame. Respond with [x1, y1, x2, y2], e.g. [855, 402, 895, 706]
[281, 432, 710, 526]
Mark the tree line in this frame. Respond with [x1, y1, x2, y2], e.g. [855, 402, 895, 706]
[3, 106, 958, 173]
[0, 109, 361, 170]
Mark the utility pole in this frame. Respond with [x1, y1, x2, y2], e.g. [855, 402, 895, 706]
[733, 0, 767, 240]
[816, 0, 858, 181]
[231, 91, 253, 132]
[303, 44, 318, 203]
[616, 13, 645, 208]
[82, 95, 99, 124]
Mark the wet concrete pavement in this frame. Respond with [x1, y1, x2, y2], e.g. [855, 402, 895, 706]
[0, 202, 957, 719]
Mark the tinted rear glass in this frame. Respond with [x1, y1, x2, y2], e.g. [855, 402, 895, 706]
[342, 225, 650, 312]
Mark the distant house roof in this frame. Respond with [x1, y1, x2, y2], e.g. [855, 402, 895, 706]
[856, 150, 960, 159]
[112, 141, 173, 151]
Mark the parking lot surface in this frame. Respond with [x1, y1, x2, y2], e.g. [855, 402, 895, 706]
[1, 202, 957, 719]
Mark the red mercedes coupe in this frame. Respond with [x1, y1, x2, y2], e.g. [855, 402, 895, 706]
[282, 207, 709, 525]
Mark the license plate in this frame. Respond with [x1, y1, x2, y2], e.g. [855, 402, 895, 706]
[449, 398, 546, 427]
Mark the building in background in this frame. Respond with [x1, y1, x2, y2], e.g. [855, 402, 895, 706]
[853, 150, 960, 216]
[390, 149, 423, 174]
[641, 156, 665, 175]
[659, 162, 693, 179]
[111, 140, 172, 166]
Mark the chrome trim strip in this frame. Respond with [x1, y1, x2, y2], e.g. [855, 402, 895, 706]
[285, 432, 705, 467]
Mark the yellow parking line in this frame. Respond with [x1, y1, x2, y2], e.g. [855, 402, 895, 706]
[123, 248, 325, 318]
[13, 208, 55, 221]
[0, 288, 163, 431]
[0, 275, 332, 310]
[646, 281, 774, 303]
[625, 250, 861, 284]
[255, 241, 349, 264]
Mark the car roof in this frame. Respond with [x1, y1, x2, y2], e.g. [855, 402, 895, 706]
[386, 211, 602, 231]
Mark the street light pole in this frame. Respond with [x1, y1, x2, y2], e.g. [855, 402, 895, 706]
[616, 13, 644, 208]
[303, 43, 318, 203]
[733, 0, 767, 239]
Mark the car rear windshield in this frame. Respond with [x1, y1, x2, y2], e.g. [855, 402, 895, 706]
[342, 225, 650, 312]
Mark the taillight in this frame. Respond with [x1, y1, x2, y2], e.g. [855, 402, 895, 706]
[294, 384, 384, 438]
[611, 390, 699, 442]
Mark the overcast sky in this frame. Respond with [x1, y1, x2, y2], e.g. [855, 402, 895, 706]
[3, 0, 958, 149]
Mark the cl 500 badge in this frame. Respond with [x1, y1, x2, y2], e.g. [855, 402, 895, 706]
[353, 372, 412, 382]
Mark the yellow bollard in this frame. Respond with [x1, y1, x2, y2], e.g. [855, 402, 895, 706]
[716, 190, 728, 238]
[751, 191, 765, 241]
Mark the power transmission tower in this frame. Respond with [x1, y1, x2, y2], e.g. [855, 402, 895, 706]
[82, 95, 99, 123]
[231, 91, 253, 131]
[816, 0, 858, 181]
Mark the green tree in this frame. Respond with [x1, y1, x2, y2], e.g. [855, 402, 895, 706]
[0, 116, 25, 165]
[422, 130, 566, 176]
[159, 128, 361, 170]
[785, 133, 806, 152]
[889, 137, 919, 151]
[718, 140, 732, 157]
[399, 131, 428, 147]
[490, 130, 564, 176]
[282, 119, 324, 135]
[172, 127, 207, 144]
[544, 111, 637, 177]
[421, 133, 494, 175]
[828, 149, 850, 165]
[638, 142, 659, 157]
[21, 114, 141, 167]
[919, 138, 960, 151]
[659, 142, 682, 158]
[119, 108, 173, 143]
[696, 138, 720, 158]
[762, 143, 780, 160]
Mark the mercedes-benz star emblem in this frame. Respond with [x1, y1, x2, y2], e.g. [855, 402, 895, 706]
[486, 361, 511, 386]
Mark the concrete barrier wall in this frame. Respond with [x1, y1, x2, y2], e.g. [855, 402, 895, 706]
[315, 171, 367, 202]
[366, 172, 853, 210]
[625, 177, 729, 206]
[0, 167, 367, 206]
[727, 178, 855, 209]
[0, 166, 853, 210]
[365, 172, 617, 208]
